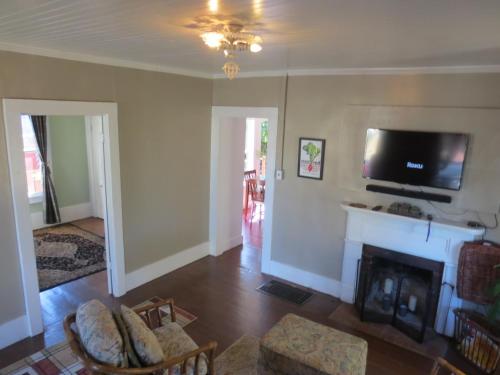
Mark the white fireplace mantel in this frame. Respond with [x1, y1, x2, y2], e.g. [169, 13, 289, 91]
[340, 203, 485, 336]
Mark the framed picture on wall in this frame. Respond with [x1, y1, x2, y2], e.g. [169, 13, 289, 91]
[297, 137, 325, 180]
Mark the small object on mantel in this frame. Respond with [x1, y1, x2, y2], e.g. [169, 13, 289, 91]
[349, 203, 367, 209]
[467, 221, 484, 228]
[388, 202, 423, 219]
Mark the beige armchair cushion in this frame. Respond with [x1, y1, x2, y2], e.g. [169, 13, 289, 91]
[76, 299, 126, 367]
[121, 305, 165, 366]
[154, 322, 208, 375]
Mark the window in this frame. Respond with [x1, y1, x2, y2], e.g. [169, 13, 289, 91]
[21, 115, 43, 203]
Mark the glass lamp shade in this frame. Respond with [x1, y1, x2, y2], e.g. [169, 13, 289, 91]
[201, 32, 223, 48]
[250, 43, 262, 53]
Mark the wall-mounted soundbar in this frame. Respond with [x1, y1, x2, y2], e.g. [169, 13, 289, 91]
[366, 184, 452, 203]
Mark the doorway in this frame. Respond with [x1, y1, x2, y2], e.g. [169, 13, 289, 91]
[209, 106, 278, 273]
[3, 99, 125, 338]
[23, 114, 108, 290]
[242, 118, 268, 250]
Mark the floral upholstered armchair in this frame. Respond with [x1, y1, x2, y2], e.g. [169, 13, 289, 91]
[64, 298, 217, 375]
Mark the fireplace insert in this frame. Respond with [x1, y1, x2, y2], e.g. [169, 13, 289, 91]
[355, 244, 444, 342]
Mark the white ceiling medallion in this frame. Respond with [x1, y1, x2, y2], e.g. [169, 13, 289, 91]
[201, 23, 263, 79]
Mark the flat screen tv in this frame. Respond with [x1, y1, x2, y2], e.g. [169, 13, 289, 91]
[363, 129, 469, 191]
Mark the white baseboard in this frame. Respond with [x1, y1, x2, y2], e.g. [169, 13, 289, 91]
[209, 235, 243, 256]
[0, 315, 28, 349]
[31, 202, 93, 229]
[221, 235, 243, 253]
[263, 259, 341, 297]
[126, 242, 210, 292]
[340, 283, 356, 304]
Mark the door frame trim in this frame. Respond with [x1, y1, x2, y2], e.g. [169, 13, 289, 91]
[85, 116, 98, 218]
[3, 99, 126, 336]
[85, 116, 106, 219]
[209, 106, 278, 273]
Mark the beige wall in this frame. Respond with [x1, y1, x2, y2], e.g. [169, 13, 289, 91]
[213, 74, 500, 281]
[0, 51, 212, 324]
[2, 51, 500, 327]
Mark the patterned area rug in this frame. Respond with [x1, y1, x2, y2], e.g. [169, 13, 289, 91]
[34, 224, 106, 291]
[0, 297, 197, 375]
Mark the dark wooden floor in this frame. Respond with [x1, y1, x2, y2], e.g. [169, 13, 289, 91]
[0, 240, 483, 374]
[242, 211, 263, 249]
[71, 217, 105, 238]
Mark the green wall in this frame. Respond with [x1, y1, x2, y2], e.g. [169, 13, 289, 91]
[30, 115, 90, 213]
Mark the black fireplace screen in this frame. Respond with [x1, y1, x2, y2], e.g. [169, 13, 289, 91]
[355, 245, 444, 342]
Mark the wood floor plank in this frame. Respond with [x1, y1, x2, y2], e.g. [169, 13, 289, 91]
[71, 217, 105, 238]
[0, 243, 482, 375]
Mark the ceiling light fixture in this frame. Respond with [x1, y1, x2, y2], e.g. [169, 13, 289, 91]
[200, 23, 263, 79]
[208, 0, 218, 13]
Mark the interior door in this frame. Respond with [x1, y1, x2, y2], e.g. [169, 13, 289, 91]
[90, 116, 106, 219]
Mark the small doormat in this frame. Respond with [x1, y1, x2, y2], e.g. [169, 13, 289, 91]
[257, 280, 313, 305]
[34, 224, 106, 291]
[328, 303, 449, 359]
[0, 298, 197, 375]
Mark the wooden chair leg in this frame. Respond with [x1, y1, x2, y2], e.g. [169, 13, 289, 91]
[244, 187, 248, 214]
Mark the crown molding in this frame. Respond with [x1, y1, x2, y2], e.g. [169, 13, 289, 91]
[2, 42, 500, 80]
[212, 65, 500, 79]
[0, 42, 213, 79]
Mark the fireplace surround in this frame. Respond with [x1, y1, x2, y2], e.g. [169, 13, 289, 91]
[340, 203, 485, 336]
[355, 244, 444, 342]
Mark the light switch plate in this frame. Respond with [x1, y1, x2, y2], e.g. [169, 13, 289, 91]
[275, 169, 284, 180]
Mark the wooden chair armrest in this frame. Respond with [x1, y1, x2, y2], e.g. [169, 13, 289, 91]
[64, 313, 218, 375]
[133, 298, 176, 327]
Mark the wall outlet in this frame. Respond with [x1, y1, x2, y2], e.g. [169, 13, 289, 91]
[275, 169, 284, 180]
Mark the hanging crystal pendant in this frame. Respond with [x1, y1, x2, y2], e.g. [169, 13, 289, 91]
[222, 60, 240, 79]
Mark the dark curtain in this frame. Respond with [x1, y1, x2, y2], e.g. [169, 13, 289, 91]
[30, 115, 61, 224]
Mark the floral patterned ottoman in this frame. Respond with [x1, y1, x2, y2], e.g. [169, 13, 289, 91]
[259, 314, 367, 375]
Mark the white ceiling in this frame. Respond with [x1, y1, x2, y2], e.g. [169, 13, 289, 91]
[1, 0, 500, 78]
